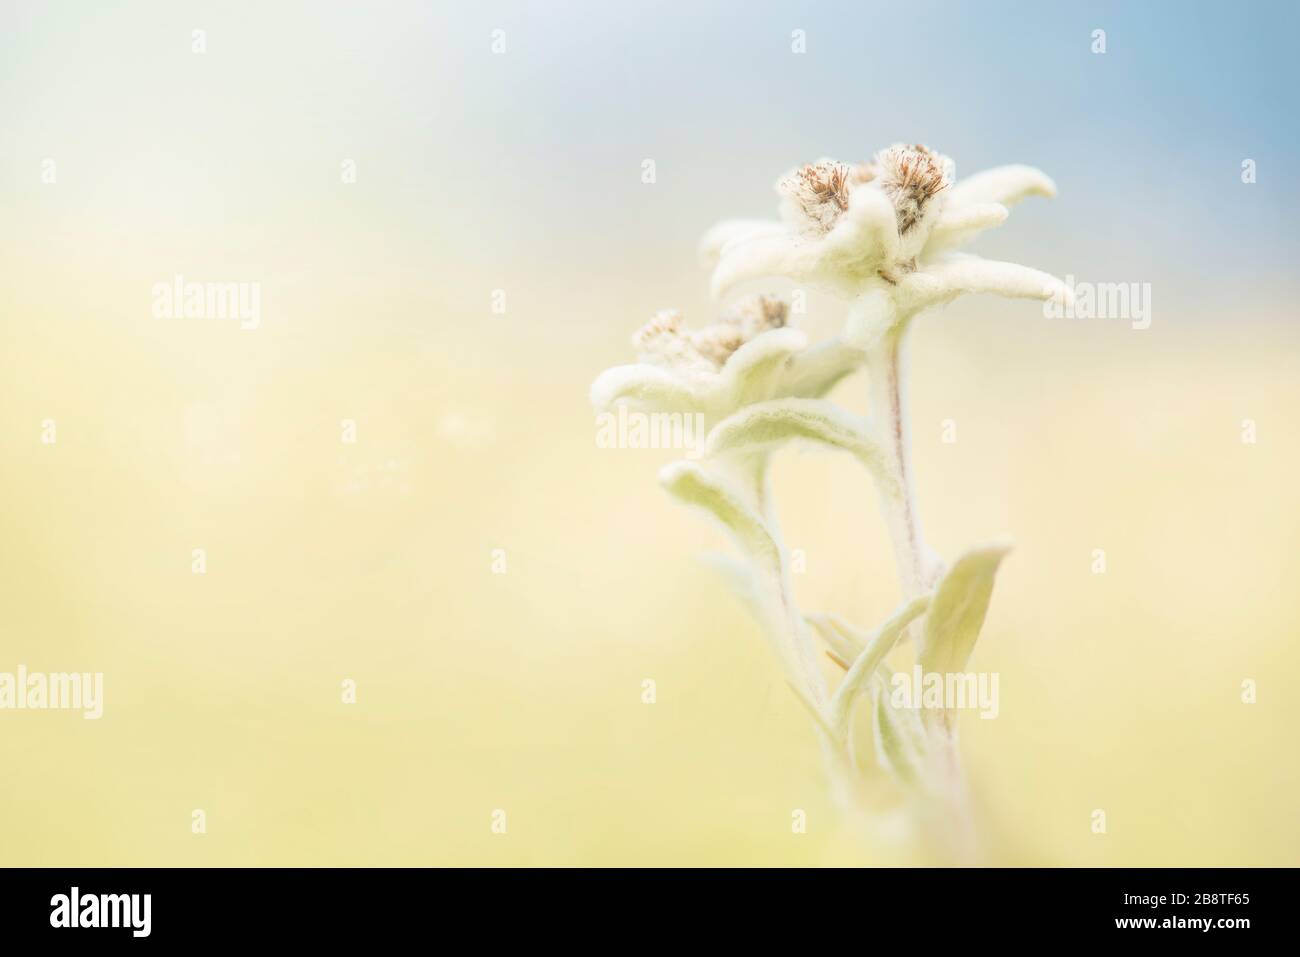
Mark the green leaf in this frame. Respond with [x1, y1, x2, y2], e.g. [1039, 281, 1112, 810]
[703, 398, 897, 495]
[658, 461, 778, 565]
[872, 668, 928, 787]
[918, 543, 1011, 676]
[828, 595, 931, 741]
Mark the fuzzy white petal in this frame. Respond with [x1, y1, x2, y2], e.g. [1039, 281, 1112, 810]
[822, 183, 900, 266]
[719, 327, 808, 406]
[843, 286, 900, 351]
[829, 595, 931, 740]
[778, 336, 864, 399]
[698, 218, 787, 267]
[923, 202, 1009, 255]
[658, 460, 779, 563]
[588, 362, 703, 414]
[947, 164, 1056, 210]
[897, 253, 1073, 314]
[709, 231, 816, 301]
[703, 398, 895, 493]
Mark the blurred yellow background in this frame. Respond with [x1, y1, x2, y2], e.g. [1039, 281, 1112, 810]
[2, 0, 1297, 865]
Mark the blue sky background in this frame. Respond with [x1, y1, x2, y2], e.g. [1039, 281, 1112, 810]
[4, 0, 1296, 345]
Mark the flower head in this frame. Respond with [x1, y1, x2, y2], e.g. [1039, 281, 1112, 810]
[868, 143, 955, 257]
[778, 159, 853, 234]
[633, 295, 790, 375]
[701, 145, 1064, 316]
[591, 294, 862, 424]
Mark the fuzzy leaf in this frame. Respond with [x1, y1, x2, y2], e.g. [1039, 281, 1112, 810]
[895, 253, 1073, 316]
[918, 543, 1011, 676]
[589, 362, 702, 414]
[806, 612, 865, 665]
[829, 595, 931, 740]
[658, 461, 778, 564]
[703, 398, 897, 494]
[924, 202, 1009, 254]
[710, 230, 811, 301]
[843, 286, 900, 351]
[872, 668, 928, 787]
[698, 218, 786, 267]
[947, 164, 1056, 210]
[777, 337, 864, 400]
[589, 328, 808, 421]
[722, 328, 808, 407]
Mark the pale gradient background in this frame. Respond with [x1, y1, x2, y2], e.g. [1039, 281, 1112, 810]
[2, 0, 1298, 865]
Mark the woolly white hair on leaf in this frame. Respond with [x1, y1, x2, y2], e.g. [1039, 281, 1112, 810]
[721, 327, 807, 406]
[893, 252, 1075, 315]
[828, 595, 932, 741]
[701, 397, 898, 496]
[918, 542, 1013, 677]
[778, 337, 865, 398]
[872, 668, 929, 787]
[946, 164, 1056, 210]
[590, 327, 871, 429]
[924, 202, 1009, 254]
[698, 219, 787, 268]
[709, 231, 819, 301]
[806, 612, 865, 664]
[844, 287, 900, 352]
[589, 361, 704, 415]
[658, 460, 779, 563]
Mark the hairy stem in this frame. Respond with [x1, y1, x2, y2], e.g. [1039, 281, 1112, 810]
[864, 322, 935, 597]
[864, 321, 976, 859]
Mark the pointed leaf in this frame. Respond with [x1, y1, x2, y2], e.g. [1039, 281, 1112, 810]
[589, 362, 702, 414]
[829, 595, 931, 740]
[896, 253, 1073, 316]
[710, 230, 811, 301]
[806, 612, 865, 665]
[918, 543, 1011, 676]
[699, 218, 786, 267]
[703, 399, 895, 492]
[843, 286, 900, 351]
[822, 183, 900, 268]
[720, 328, 808, 407]
[658, 461, 778, 564]
[947, 164, 1056, 210]
[923, 202, 1008, 254]
[778, 336, 864, 399]
[872, 669, 928, 787]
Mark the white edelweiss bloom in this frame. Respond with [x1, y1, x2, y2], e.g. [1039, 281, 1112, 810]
[590, 294, 863, 424]
[702, 156, 903, 301]
[701, 145, 1067, 330]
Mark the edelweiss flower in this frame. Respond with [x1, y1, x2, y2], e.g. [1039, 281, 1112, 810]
[590, 294, 862, 424]
[701, 144, 1070, 345]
